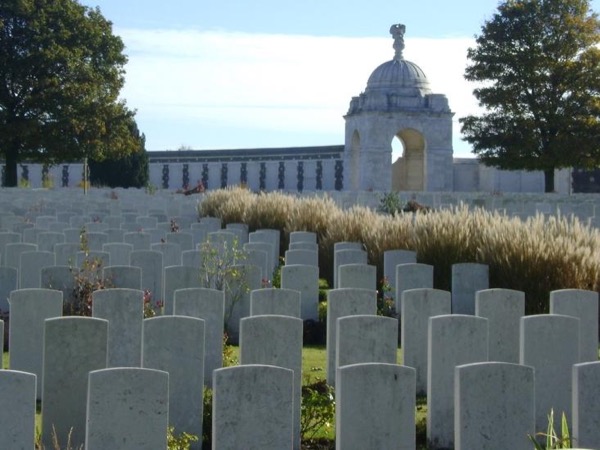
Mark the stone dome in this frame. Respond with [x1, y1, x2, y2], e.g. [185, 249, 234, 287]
[365, 24, 431, 96]
[366, 59, 431, 95]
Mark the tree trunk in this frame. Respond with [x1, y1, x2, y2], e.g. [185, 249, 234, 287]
[3, 145, 18, 187]
[544, 169, 555, 193]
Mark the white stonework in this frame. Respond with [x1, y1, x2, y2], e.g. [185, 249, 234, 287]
[344, 24, 454, 192]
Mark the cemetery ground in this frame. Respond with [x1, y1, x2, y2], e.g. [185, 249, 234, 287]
[3, 346, 414, 449]
[2, 186, 600, 449]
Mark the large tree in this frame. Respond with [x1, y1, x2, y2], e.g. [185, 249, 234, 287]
[0, 0, 140, 187]
[89, 119, 149, 189]
[460, 0, 600, 192]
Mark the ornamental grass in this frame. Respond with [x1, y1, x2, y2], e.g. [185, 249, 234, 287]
[198, 189, 600, 314]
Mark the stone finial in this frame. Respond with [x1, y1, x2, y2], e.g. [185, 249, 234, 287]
[390, 23, 406, 61]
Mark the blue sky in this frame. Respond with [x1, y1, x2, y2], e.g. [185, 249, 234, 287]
[80, 0, 600, 158]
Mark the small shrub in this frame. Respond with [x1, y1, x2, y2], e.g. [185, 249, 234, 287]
[167, 426, 199, 450]
[378, 191, 403, 216]
[270, 256, 284, 288]
[377, 276, 397, 318]
[202, 387, 213, 447]
[198, 238, 249, 332]
[66, 258, 111, 316]
[301, 378, 335, 442]
[318, 278, 329, 303]
[145, 183, 157, 195]
[529, 409, 572, 449]
[42, 175, 54, 189]
[222, 333, 238, 367]
[143, 290, 163, 318]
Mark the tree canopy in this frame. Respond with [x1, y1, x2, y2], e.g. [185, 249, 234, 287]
[89, 120, 149, 189]
[460, 0, 600, 192]
[0, 0, 141, 187]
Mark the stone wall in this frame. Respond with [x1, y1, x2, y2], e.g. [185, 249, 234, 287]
[3, 155, 573, 194]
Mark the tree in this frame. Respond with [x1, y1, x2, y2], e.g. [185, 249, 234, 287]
[0, 0, 141, 187]
[89, 119, 149, 188]
[460, 0, 600, 192]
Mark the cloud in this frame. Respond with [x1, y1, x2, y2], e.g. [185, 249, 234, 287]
[117, 28, 479, 156]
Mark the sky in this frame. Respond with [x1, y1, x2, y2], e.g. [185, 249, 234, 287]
[79, 0, 600, 158]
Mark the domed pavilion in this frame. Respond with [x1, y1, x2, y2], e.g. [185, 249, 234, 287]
[344, 24, 455, 191]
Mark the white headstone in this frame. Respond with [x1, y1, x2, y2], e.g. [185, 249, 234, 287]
[92, 288, 144, 367]
[520, 314, 580, 432]
[151, 242, 182, 268]
[451, 263, 489, 315]
[383, 249, 417, 300]
[333, 248, 367, 289]
[19, 250, 55, 289]
[173, 287, 225, 388]
[250, 288, 301, 318]
[0, 266, 18, 313]
[131, 250, 163, 309]
[240, 315, 303, 449]
[455, 362, 534, 450]
[85, 368, 169, 450]
[427, 314, 488, 449]
[54, 242, 80, 266]
[0, 370, 36, 450]
[326, 288, 377, 385]
[41, 317, 108, 448]
[8, 288, 63, 398]
[143, 316, 205, 446]
[550, 289, 599, 362]
[212, 365, 294, 450]
[163, 265, 202, 315]
[395, 263, 434, 314]
[338, 263, 376, 290]
[284, 249, 318, 267]
[572, 361, 600, 449]
[281, 264, 319, 321]
[123, 231, 151, 250]
[401, 288, 451, 395]
[102, 242, 133, 266]
[36, 231, 65, 253]
[336, 363, 415, 450]
[475, 288, 525, 363]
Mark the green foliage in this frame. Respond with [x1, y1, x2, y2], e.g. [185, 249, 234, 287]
[460, 0, 600, 192]
[142, 289, 163, 318]
[318, 301, 328, 323]
[202, 387, 213, 447]
[529, 409, 572, 449]
[378, 192, 403, 216]
[318, 278, 329, 303]
[222, 333, 238, 367]
[89, 130, 149, 188]
[198, 238, 249, 332]
[0, 0, 141, 186]
[167, 426, 199, 450]
[35, 426, 82, 450]
[67, 257, 110, 316]
[270, 256, 284, 288]
[301, 378, 335, 441]
[377, 277, 397, 318]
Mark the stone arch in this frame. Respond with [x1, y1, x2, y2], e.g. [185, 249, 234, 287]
[392, 128, 426, 191]
[349, 130, 361, 190]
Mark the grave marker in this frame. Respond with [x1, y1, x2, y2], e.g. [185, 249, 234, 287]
[86, 368, 169, 450]
[427, 314, 488, 449]
[212, 365, 294, 450]
[41, 317, 108, 448]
